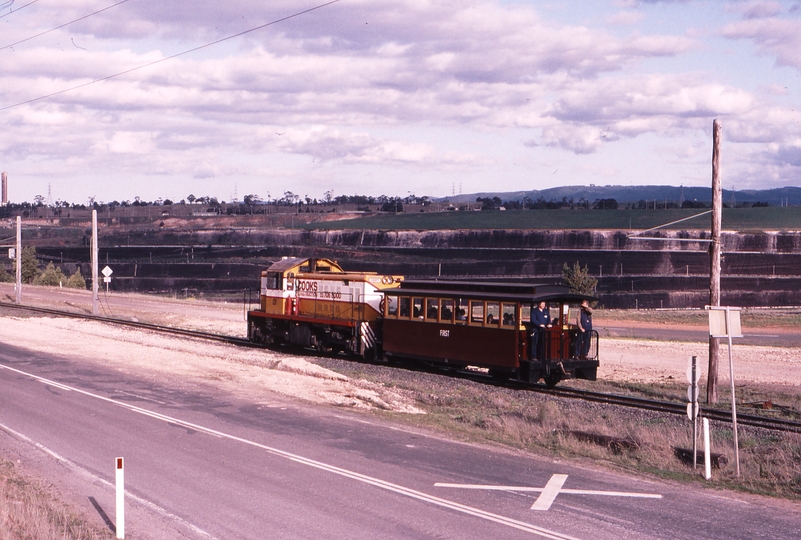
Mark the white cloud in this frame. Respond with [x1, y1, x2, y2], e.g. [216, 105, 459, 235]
[721, 17, 801, 68]
[0, 0, 800, 200]
[607, 10, 646, 26]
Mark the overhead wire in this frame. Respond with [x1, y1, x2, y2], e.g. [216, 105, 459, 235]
[1, 0, 131, 51]
[1, 0, 38, 20]
[0, 0, 341, 113]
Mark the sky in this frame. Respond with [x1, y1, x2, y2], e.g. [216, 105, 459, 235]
[1, 0, 800, 205]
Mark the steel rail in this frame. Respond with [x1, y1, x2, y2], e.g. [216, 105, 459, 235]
[533, 385, 801, 433]
[2, 301, 800, 433]
[0, 301, 256, 348]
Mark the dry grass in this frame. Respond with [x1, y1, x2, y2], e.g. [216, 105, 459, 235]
[0, 459, 113, 540]
[340, 363, 801, 500]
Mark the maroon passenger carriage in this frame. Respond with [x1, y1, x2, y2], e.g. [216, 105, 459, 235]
[380, 279, 599, 386]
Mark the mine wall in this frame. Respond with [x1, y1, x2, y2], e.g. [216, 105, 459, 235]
[29, 227, 801, 309]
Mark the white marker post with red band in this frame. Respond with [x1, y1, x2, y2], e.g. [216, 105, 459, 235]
[116, 457, 124, 539]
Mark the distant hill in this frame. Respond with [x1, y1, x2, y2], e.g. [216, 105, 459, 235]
[440, 185, 801, 207]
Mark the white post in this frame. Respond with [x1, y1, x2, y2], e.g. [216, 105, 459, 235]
[15, 216, 21, 304]
[703, 418, 711, 480]
[116, 457, 125, 539]
[92, 210, 99, 315]
[690, 356, 698, 470]
[726, 307, 740, 477]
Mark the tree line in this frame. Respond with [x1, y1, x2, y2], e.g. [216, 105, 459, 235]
[0, 247, 85, 288]
[0, 191, 770, 219]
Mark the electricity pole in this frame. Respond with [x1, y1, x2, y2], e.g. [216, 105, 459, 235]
[15, 216, 21, 304]
[707, 119, 722, 403]
[92, 210, 99, 315]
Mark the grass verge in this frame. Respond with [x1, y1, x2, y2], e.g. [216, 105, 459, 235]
[0, 458, 113, 539]
[319, 358, 801, 500]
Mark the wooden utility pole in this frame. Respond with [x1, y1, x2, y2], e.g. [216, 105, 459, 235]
[92, 210, 99, 316]
[15, 216, 21, 305]
[707, 119, 722, 403]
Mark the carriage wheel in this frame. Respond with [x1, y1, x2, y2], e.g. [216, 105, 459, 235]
[544, 374, 562, 388]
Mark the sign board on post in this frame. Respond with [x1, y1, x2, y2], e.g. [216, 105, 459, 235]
[8, 248, 14, 259]
[706, 306, 743, 478]
[708, 308, 742, 338]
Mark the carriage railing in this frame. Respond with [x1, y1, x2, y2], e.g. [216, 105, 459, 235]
[538, 327, 599, 361]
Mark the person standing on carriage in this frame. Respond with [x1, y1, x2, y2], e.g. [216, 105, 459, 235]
[530, 301, 551, 360]
[576, 300, 593, 359]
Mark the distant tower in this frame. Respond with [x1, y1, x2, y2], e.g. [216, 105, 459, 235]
[46, 183, 53, 206]
[1, 172, 7, 205]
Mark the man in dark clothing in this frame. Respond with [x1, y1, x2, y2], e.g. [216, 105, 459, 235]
[530, 301, 551, 359]
[576, 300, 593, 359]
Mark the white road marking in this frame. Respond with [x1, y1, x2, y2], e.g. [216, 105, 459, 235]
[0, 421, 216, 540]
[0, 363, 577, 539]
[44, 381, 74, 392]
[531, 474, 568, 510]
[113, 389, 166, 405]
[434, 483, 663, 498]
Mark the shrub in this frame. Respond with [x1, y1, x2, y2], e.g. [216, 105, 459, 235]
[0, 265, 13, 283]
[66, 269, 87, 289]
[34, 262, 66, 286]
[562, 261, 598, 297]
[21, 246, 40, 284]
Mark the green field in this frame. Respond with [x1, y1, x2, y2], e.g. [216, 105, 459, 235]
[306, 206, 801, 231]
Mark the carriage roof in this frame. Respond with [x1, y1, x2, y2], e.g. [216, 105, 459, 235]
[394, 279, 595, 303]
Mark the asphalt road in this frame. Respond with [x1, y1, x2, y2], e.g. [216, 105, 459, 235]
[1, 343, 800, 539]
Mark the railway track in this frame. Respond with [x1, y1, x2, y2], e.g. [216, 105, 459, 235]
[2, 301, 800, 433]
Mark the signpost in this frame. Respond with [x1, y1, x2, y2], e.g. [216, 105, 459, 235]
[707, 306, 743, 477]
[102, 265, 113, 293]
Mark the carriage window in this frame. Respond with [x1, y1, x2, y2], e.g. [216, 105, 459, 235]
[521, 303, 531, 324]
[502, 303, 516, 327]
[386, 296, 398, 317]
[413, 297, 424, 319]
[425, 298, 439, 321]
[455, 298, 468, 323]
[470, 301, 484, 324]
[399, 297, 411, 318]
[486, 302, 500, 326]
[440, 299, 454, 323]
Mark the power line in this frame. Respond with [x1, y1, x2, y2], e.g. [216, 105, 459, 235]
[0, 0, 341, 113]
[1, 0, 130, 51]
[1, 0, 38, 20]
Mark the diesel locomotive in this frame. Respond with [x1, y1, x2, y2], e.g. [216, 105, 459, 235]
[247, 257, 599, 386]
